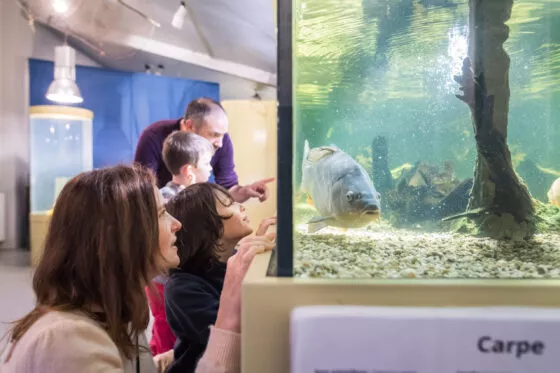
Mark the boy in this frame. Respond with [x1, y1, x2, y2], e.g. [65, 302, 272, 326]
[159, 131, 215, 202]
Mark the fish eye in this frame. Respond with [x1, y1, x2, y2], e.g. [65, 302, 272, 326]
[346, 191, 354, 201]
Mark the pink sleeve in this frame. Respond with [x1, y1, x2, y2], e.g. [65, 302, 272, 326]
[146, 283, 176, 355]
[195, 326, 241, 373]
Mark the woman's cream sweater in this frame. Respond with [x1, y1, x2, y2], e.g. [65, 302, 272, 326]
[1, 311, 240, 373]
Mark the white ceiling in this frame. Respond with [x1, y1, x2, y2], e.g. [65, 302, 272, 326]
[22, 0, 278, 99]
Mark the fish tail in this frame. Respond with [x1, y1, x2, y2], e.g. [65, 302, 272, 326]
[299, 139, 310, 195]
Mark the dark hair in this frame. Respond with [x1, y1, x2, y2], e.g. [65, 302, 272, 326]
[162, 131, 215, 175]
[8, 164, 161, 359]
[184, 97, 226, 130]
[166, 182, 234, 274]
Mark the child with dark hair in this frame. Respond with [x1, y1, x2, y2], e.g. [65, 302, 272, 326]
[164, 183, 275, 373]
[147, 130, 215, 356]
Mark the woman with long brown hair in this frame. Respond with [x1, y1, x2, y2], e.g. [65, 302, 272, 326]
[1, 164, 272, 373]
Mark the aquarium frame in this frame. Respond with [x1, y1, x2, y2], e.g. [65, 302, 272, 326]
[275, 0, 294, 277]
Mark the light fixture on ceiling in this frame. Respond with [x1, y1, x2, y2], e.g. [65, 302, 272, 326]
[172, 1, 187, 29]
[155, 64, 164, 76]
[52, 0, 69, 14]
[252, 83, 265, 100]
[46, 45, 83, 104]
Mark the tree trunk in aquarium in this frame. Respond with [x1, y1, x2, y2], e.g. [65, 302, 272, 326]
[454, 0, 535, 240]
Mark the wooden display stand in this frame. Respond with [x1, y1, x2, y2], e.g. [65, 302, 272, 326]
[241, 252, 560, 373]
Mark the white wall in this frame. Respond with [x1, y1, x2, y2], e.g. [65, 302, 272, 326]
[0, 2, 99, 250]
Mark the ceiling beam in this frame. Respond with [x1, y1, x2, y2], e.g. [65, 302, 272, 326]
[104, 32, 277, 86]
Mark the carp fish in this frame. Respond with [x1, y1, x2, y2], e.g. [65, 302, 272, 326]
[548, 177, 560, 207]
[300, 140, 381, 233]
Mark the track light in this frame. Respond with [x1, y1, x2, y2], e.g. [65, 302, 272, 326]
[172, 1, 187, 29]
[155, 64, 164, 76]
[52, 0, 69, 14]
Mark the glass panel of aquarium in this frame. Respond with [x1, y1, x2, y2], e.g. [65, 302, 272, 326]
[287, 0, 560, 279]
[30, 106, 93, 213]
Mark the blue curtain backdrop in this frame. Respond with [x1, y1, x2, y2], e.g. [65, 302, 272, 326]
[29, 58, 220, 168]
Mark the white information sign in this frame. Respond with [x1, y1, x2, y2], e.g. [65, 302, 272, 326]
[291, 306, 560, 373]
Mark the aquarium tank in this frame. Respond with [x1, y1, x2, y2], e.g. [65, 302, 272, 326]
[276, 0, 560, 280]
[30, 105, 93, 213]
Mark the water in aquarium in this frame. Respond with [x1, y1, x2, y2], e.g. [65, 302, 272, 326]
[30, 111, 93, 213]
[292, 0, 560, 279]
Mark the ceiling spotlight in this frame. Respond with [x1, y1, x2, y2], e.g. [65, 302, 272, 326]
[52, 0, 69, 14]
[172, 1, 187, 29]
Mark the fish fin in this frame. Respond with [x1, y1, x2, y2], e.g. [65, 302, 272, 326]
[307, 221, 328, 234]
[307, 147, 336, 163]
[306, 194, 314, 206]
[308, 216, 334, 223]
[307, 216, 334, 234]
[304, 139, 310, 162]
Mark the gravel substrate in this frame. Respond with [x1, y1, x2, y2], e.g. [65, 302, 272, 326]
[293, 222, 560, 279]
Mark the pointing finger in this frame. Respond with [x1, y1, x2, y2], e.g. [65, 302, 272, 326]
[257, 177, 275, 185]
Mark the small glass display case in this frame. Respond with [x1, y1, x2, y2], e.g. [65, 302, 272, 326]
[29, 105, 93, 265]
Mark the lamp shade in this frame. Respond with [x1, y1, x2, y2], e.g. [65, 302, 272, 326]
[46, 78, 83, 104]
[46, 45, 83, 104]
